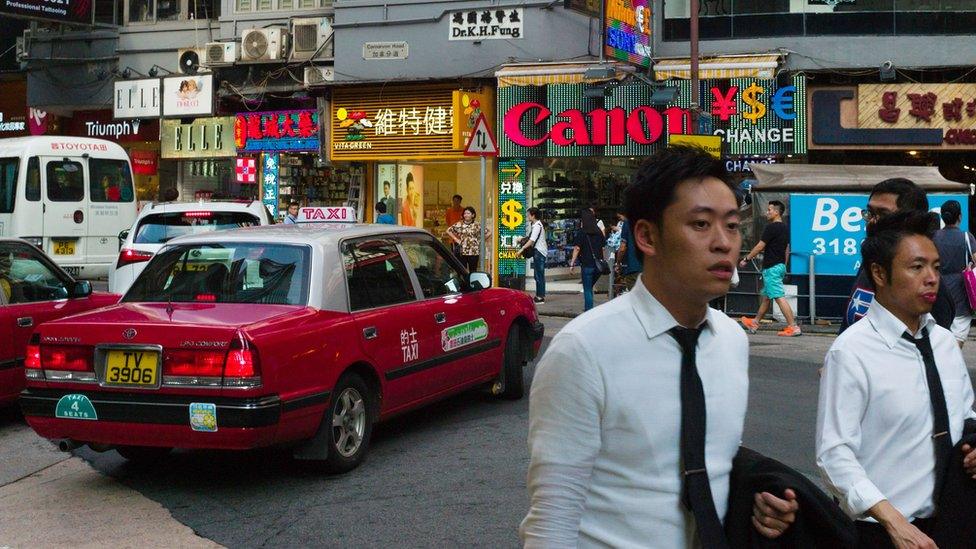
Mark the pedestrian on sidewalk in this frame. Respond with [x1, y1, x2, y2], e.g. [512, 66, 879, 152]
[375, 201, 395, 224]
[839, 178, 956, 334]
[521, 145, 799, 547]
[932, 199, 976, 346]
[816, 210, 976, 548]
[615, 211, 643, 294]
[739, 200, 801, 337]
[447, 206, 484, 273]
[519, 207, 547, 304]
[568, 208, 607, 311]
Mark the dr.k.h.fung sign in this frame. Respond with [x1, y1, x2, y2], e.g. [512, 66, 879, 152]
[790, 193, 968, 276]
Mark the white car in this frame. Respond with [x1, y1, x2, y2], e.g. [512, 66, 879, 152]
[108, 200, 275, 294]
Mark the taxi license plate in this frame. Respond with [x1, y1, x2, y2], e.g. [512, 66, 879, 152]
[53, 240, 75, 255]
[104, 350, 159, 386]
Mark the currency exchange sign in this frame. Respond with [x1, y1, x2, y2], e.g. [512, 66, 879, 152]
[497, 159, 527, 276]
[790, 193, 967, 276]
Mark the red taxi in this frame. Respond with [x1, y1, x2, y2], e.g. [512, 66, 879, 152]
[1, 238, 118, 406]
[20, 223, 543, 472]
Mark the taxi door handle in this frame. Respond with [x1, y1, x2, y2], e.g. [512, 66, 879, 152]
[17, 317, 33, 328]
[434, 312, 446, 324]
[363, 326, 377, 340]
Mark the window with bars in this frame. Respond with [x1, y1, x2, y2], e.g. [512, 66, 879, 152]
[235, 0, 329, 12]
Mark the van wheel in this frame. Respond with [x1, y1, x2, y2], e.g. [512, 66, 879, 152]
[323, 373, 375, 474]
[499, 325, 525, 400]
[117, 445, 172, 463]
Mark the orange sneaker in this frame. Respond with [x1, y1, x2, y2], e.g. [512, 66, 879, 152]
[777, 325, 802, 337]
[739, 316, 759, 334]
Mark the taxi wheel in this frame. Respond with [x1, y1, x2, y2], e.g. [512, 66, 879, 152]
[116, 445, 172, 463]
[500, 325, 525, 400]
[324, 374, 374, 474]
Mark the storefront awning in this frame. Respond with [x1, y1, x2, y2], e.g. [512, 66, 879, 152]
[495, 62, 635, 88]
[653, 54, 782, 81]
[751, 164, 969, 193]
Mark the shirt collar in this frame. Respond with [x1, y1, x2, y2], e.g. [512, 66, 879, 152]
[629, 277, 711, 339]
[866, 299, 937, 348]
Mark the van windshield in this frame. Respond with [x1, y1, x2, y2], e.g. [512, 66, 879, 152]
[134, 211, 260, 244]
[0, 158, 16, 213]
[123, 243, 310, 305]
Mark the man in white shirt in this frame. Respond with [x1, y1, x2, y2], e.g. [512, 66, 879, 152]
[816, 211, 976, 548]
[519, 207, 547, 304]
[521, 146, 799, 548]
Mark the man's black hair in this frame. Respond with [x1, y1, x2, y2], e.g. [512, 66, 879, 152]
[940, 199, 962, 225]
[406, 173, 414, 185]
[376, 201, 387, 214]
[624, 145, 737, 260]
[528, 207, 541, 219]
[453, 194, 462, 201]
[288, 201, 300, 208]
[769, 200, 785, 215]
[870, 178, 928, 212]
[860, 210, 939, 290]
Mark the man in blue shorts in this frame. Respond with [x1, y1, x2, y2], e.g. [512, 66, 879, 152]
[739, 200, 801, 337]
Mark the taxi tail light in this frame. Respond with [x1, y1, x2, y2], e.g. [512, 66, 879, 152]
[41, 345, 94, 371]
[25, 334, 41, 369]
[117, 248, 154, 269]
[224, 338, 260, 378]
[163, 349, 225, 377]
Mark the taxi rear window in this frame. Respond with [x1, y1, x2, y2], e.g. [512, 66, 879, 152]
[123, 243, 310, 305]
[134, 211, 260, 244]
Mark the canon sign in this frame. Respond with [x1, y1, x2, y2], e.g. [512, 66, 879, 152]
[504, 102, 690, 147]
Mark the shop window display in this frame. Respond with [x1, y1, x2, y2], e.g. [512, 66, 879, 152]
[278, 154, 364, 212]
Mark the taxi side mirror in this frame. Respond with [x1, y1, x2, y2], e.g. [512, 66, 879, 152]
[71, 280, 92, 298]
[468, 271, 491, 290]
[118, 229, 129, 250]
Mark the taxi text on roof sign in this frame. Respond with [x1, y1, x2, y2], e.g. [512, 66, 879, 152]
[295, 206, 357, 223]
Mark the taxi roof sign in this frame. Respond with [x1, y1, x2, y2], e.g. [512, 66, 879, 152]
[296, 206, 358, 223]
[463, 114, 499, 157]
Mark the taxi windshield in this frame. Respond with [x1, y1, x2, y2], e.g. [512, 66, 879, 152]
[134, 211, 260, 244]
[123, 243, 310, 305]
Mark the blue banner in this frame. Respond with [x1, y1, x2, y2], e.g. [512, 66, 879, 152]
[789, 193, 969, 276]
[262, 153, 279, 217]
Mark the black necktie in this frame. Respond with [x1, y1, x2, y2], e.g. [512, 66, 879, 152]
[901, 329, 954, 502]
[669, 326, 729, 549]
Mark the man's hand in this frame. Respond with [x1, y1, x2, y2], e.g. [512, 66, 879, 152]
[963, 443, 976, 478]
[884, 517, 937, 549]
[739, 258, 749, 268]
[752, 489, 798, 539]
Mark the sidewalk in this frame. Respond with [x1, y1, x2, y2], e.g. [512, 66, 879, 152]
[529, 285, 841, 335]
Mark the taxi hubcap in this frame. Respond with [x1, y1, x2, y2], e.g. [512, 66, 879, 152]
[332, 387, 366, 458]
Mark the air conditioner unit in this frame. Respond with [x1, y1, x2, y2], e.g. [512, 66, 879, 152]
[241, 28, 288, 62]
[205, 42, 238, 66]
[177, 47, 207, 74]
[304, 65, 334, 87]
[290, 17, 333, 61]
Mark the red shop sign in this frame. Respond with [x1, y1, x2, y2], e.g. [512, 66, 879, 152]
[503, 102, 690, 147]
[130, 149, 158, 175]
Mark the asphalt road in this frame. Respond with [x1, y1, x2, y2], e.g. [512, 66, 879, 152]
[58, 317, 834, 548]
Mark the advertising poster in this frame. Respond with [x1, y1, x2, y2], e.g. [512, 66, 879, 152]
[604, 0, 651, 68]
[376, 164, 398, 220]
[162, 74, 214, 118]
[397, 164, 424, 228]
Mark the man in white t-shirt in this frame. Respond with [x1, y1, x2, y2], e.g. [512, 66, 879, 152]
[520, 207, 547, 304]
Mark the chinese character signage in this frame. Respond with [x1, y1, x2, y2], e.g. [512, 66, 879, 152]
[332, 84, 477, 161]
[262, 153, 279, 215]
[497, 159, 527, 277]
[160, 117, 235, 159]
[448, 8, 523, 40]
[1, 0, 92, 25]
[234, 110, 320, 153]
[161, 74, 214, 118]
[810, 84, 976, 150]
[605, 0, 651, 68]
[790, 193, 968, 276]
[362, 41, 409, 60]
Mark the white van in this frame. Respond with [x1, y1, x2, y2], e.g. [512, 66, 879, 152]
[0, 136, 138, 279]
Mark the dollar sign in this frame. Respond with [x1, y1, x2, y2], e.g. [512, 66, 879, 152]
[741, 83, 766, 125]
[501, 199, 523, 231]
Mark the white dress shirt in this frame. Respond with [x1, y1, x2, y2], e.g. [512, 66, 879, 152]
[520, 279, 749, 548]
[816, 300, 976, 522]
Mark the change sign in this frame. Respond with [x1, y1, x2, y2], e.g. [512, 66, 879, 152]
[789, 193, 968, 276]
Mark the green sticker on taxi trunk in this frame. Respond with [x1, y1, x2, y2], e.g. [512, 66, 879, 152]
[441, 318, 489, 352]
[55, 394, 98, 420]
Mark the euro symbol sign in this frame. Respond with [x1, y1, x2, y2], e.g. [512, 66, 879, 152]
[501, 199, 523, 231]
[741, 83, 767, 125]
[772, 85, 797, 120]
